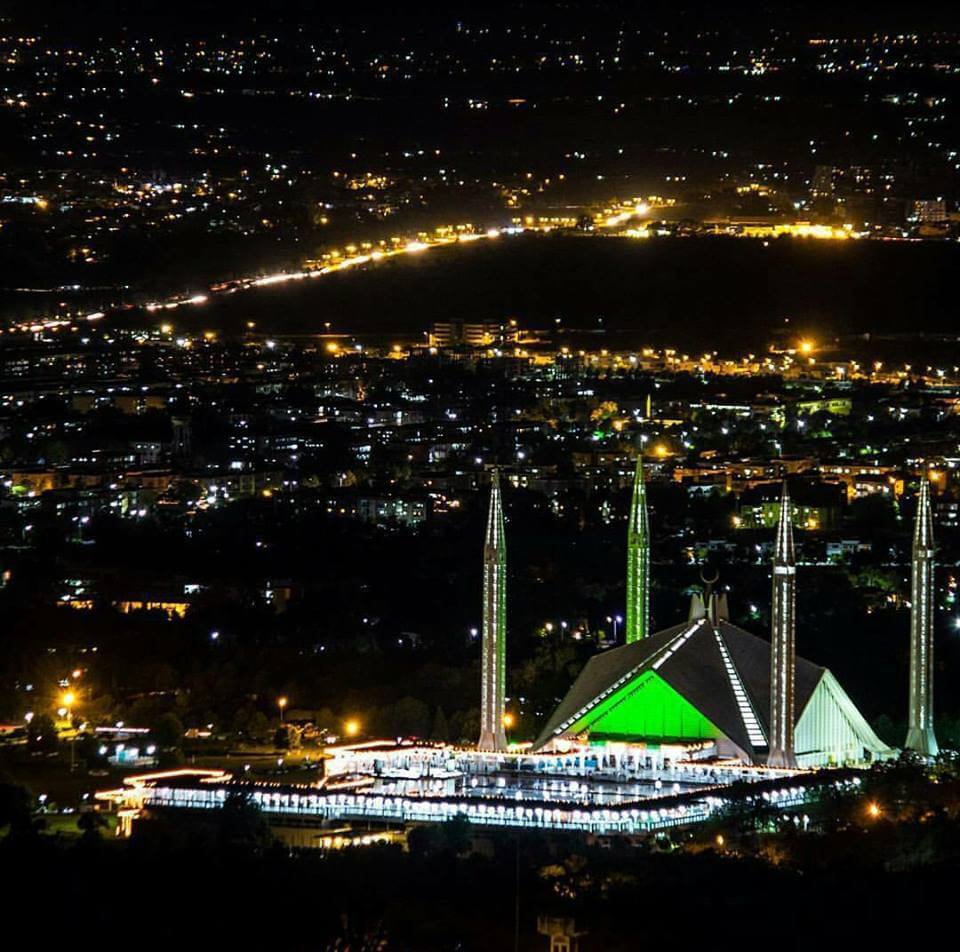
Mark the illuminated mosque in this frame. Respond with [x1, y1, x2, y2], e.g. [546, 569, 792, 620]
[96, 461, 938, 843]
[477, 459, 940, 768]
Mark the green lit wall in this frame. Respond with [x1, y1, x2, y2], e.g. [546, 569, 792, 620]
[570, 671, 720, 742]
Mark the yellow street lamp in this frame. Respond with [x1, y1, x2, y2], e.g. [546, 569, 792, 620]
[277, 696, 288, 723]
[344, 718, 360, 738]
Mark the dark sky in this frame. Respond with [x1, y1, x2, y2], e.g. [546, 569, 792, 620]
[3, 2, 959, 34]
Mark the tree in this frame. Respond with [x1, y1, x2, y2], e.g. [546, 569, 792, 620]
[77, 810, 109, 842]
[441, 814, 471, 856]
[456, 709, 480, 745]
[431, 707, 449, 743]
[393, 696, 430, 738]
[217, 792, 274, 850]
[871, 713, 899, 748]
[153, 712, 184, 750]
[0, 781, 34, 835]
[27, 714, 59, 754]
[247, 710, 270, 740]
[273, 725, 299, 749]
[848, 495, 898, 532]
[406, 823, 443, 856]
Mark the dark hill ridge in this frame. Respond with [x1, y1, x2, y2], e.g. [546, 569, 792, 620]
[188, 234, 960, 352]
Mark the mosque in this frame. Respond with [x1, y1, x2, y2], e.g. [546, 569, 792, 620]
[95, 460, 939, 844]
[478, 460, 938, 768]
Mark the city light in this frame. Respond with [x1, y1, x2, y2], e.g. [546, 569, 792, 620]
[4, 10, 959, 921]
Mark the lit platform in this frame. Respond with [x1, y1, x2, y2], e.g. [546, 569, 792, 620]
[96, 744, 856, 839]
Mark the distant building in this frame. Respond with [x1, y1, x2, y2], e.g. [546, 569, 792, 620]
[810, 164, 836, 198]
[819, 463, 902, 502]
[357, 495, 429, 526]
[325, 491, 432, 527]
[795, 396, 853, 417]
[724, 457, 814, 493]
[936, 499, 960, 528]
[911, 199, 947, 224]
[736, 479, 844, 530]
[826, 539, 872, 562]
[428, 320, 517, 349]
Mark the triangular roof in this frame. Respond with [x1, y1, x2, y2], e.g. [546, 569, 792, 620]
[533, 617, 825, 755]
[534, 620, 693, 745]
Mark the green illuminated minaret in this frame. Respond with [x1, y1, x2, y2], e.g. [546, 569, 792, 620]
[625, 454, 650, 643]
[478, 471, 507, 752]
[905, 479, 938, 757]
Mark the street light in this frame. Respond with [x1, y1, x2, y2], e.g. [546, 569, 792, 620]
[277, 696, 288, 724]
[344, 718, 360, 738]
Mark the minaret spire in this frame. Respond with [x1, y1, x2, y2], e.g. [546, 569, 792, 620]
[905, 479, 938, 757]
[768, 482, 797, 769]
[478, 471, 507, 752]
[625, 453, 650, 643]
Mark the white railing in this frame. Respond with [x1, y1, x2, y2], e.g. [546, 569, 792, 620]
[139, 780, 821, 836]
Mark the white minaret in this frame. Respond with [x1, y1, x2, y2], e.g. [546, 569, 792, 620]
[477, 471, 507, 752]
[905, 479, 938, 757]
[768, 483, 797, 769]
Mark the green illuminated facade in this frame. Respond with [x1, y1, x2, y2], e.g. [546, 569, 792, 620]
[625, 455, 650, 643]
[535, 607, 894, 767]
[568, 670, 719, 742]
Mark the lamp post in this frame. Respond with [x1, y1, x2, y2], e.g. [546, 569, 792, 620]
[606, 615, 623, 642]
[61, 691, 76, 771]
[277, 696, 288, 724]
